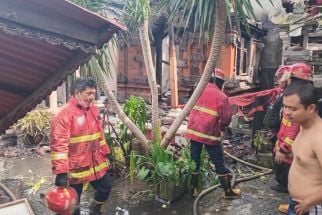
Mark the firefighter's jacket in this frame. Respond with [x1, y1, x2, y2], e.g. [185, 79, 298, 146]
[50, 97, 111, 184]
[185, 83, 232, 145]
[275, 112, 300, 164]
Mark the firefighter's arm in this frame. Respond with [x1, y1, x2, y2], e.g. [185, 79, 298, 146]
[278, 124, 300, 155]
[267, 96, 283, 132]
[99, 131, 114, 169]
[50, 115, 70, 175]
[219, 98, 232, 129]
[99, 131, 111, 155]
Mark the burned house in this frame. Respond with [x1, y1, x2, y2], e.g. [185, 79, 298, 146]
[116, 18, 266, 104]
[272, 0, 322, 87]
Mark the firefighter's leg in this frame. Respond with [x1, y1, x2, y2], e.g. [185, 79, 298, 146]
[205, 144, 241, 199]
[89, 172, 112, 215]
[190, 140, 203, 197]
[69, 183, 83, 215]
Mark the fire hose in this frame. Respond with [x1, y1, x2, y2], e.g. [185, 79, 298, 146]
[0, 182, 17, 201]
[193, 150, 273, 215]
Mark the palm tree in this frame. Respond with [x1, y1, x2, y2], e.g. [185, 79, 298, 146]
[123, 0, 161, 142]
[160, 0, 267, 148]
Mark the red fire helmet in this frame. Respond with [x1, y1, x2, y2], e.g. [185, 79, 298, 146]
[290, 63, 313, 82]
[275, 65, 290, 80]
[214, 68, 225, 80]
[45, 187, 78, 215]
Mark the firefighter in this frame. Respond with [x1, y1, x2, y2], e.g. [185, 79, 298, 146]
[271, 63, 314, 214]
[267, 65, 291, 139]
[267, 65, 293, 194]
[185, 68, 241, 199]
[50, 77, 114, 215]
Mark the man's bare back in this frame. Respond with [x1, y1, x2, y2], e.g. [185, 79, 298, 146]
[288, 117, 322, 200]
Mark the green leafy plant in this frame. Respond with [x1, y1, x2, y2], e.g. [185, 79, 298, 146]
[130, 142, 196, 195]
[13, 108, 53, 146]
[254, 132, 270, 153]
[119, 96, 147, 155]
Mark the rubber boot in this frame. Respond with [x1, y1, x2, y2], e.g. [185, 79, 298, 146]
[191, 172, 199, 197]
[89, 200, 104, 215]
[278, 204, 289, 214]
[218, 174, 241, 199]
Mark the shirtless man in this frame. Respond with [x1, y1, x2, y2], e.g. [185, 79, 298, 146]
[283, 81, 322, 215]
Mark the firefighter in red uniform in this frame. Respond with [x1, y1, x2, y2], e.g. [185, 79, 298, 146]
[267, 65, 293, 193]
[271, 63, 314, 214]
[267, 65, 292, 141]
[50, 77, 113, 215]
[186, 68, 241, 199]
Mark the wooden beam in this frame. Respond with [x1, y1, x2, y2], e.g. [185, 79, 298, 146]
[0, 52, 91, 132]
[169, 25, 178, 107]
[155, 35, 163, 88]
[0, 81, 31, 96]
[0, 0, 98, 44]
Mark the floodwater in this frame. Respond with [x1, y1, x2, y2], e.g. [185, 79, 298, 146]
[0, 156, 287, 215]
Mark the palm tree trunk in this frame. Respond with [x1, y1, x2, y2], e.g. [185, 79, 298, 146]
[138, 18, 161, 142]
[96, 70, 150, 152]
[161, 0, 227, 148]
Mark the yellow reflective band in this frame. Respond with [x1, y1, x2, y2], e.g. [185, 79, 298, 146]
[64, 188, 71, 198]
[51, 152, 68, 161]
[282, 118, 292, 127]
[69, 161, 109, 179]
[70, 132, 101, 144]
[100, 139, 107, 146]
[284, 137, 294, 145]
[186, 129, 221, 141]
[193, 105, 219, 117]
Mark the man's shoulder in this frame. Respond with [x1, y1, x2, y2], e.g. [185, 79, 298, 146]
[53, 103, 74, 119]
[308, 120, 322, 151]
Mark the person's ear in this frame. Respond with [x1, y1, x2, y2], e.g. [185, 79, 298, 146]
[308, 104, 316, 114]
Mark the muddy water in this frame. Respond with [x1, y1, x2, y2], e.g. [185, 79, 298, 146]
[0, 156, 288, 215]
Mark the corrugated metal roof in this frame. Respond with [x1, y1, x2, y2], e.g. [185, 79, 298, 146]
[0, 0, 126, 132]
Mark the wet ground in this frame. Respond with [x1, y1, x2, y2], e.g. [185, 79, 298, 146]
[0, 155, 288, 215]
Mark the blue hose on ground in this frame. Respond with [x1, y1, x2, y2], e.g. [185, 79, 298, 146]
[193, 150, 273, 215]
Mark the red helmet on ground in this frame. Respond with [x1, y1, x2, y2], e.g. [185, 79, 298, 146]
[214, 68, 225, 80]
[275, 65, 290, 80]
[290, 63, 313, 82]
[45, 187, 78, 215]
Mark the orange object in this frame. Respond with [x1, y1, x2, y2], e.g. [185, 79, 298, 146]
[290, 63, 313, 82]
[45, 187, 78, 215]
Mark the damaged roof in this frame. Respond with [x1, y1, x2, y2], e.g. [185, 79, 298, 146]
[0, 0, 126, 133]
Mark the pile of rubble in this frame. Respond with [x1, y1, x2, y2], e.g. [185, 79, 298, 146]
[0, 132, 50, 158]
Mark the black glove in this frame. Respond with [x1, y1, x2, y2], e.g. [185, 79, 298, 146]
[55, 173, 68, 187]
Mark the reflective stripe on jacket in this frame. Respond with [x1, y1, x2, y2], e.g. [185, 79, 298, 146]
[50, 97, 111, 184]
[185, 83, 232, 145]
[276, 112, 300, 164]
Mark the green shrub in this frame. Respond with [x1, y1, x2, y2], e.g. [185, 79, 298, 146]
[130, 143, 196, 193]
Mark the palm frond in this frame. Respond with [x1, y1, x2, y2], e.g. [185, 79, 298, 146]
[168, 0, 272, 44]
